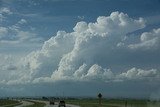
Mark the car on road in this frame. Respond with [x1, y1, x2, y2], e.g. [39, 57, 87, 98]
[49, 100, 55, 105]
[58, 100, 66, 107]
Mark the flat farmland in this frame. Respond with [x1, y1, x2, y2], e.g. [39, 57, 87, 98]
[65, 99, 160, 107]
[0, 99, 21, 106]
[0, 98, 160, 107]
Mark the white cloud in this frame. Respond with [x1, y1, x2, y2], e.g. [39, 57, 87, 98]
[117, 67, 159, 80]
[0, 18, 43, 44]
[0, 30, 43, 44]
[16, 31, 36, 41]
[50, 11, 146, 81]
[0, 7, 12, 22]
[0, 11, 160, 87]
[83, 64, 114, 81]
[128, 28, 160, 50]
[77, 16, 85, 20]
[0, 54, 20, 84]
[18, 19, 27, 25]
[22, 31, 75, 79]
[0, 14, 5, 22]
[87, 12, 145, 35]
[0, 27, 8, 38]
[32, 65, 160, 84]
[19, 11, 155, 84]
[0, 7, 12, 15]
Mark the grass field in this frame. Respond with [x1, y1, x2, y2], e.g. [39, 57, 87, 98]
[65, 98, 160, 107]
[1, 98, 160, 107]
[4, 103, 22, 107]
[0, 99, 20, 106]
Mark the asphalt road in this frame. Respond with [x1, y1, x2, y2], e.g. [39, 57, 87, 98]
[45, 103, 80, 107]
[40, 101, 80, 107]
[22, 100, 80, 107]
[14, 100, 34, 107]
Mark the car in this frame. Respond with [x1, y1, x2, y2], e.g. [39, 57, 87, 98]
[58, 100, 66, 107]
[49, 100, 55, 105]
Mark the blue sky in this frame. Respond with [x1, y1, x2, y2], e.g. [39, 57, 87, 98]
[0, 0, 160, 99]
[1, 0, 160, 40]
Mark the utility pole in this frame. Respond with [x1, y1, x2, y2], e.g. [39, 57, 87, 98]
[125, 100, 127, 107]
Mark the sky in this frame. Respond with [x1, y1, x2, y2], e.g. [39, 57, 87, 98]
[0, 0, 160, 99]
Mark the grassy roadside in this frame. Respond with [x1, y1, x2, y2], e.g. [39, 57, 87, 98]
[65, 99, 160, 107]
[24, 100, 46, 107]
[0, 99, 20, 106]
[4, 102, 22, 107]
[66, 99, 118, 107]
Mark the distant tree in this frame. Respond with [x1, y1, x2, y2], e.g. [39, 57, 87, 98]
[42, 96, 48, 101]
[98, 93, 102, 106]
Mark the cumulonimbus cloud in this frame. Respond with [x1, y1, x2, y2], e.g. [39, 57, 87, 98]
[0, 11, 160, 85]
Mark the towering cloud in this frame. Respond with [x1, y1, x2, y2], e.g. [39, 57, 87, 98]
[15, 11, 158, 84]
[0, 12, 159, 87]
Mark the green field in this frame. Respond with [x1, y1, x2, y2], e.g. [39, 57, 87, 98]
[1, 98, 160, 107]
[0, 99, 21, 106]
[65, 98, 160, 107]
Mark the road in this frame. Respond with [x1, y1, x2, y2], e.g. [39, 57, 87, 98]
[30, 100, 80, 107]
[13, 100, 80, 107]
[14, 100, 34, 107]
